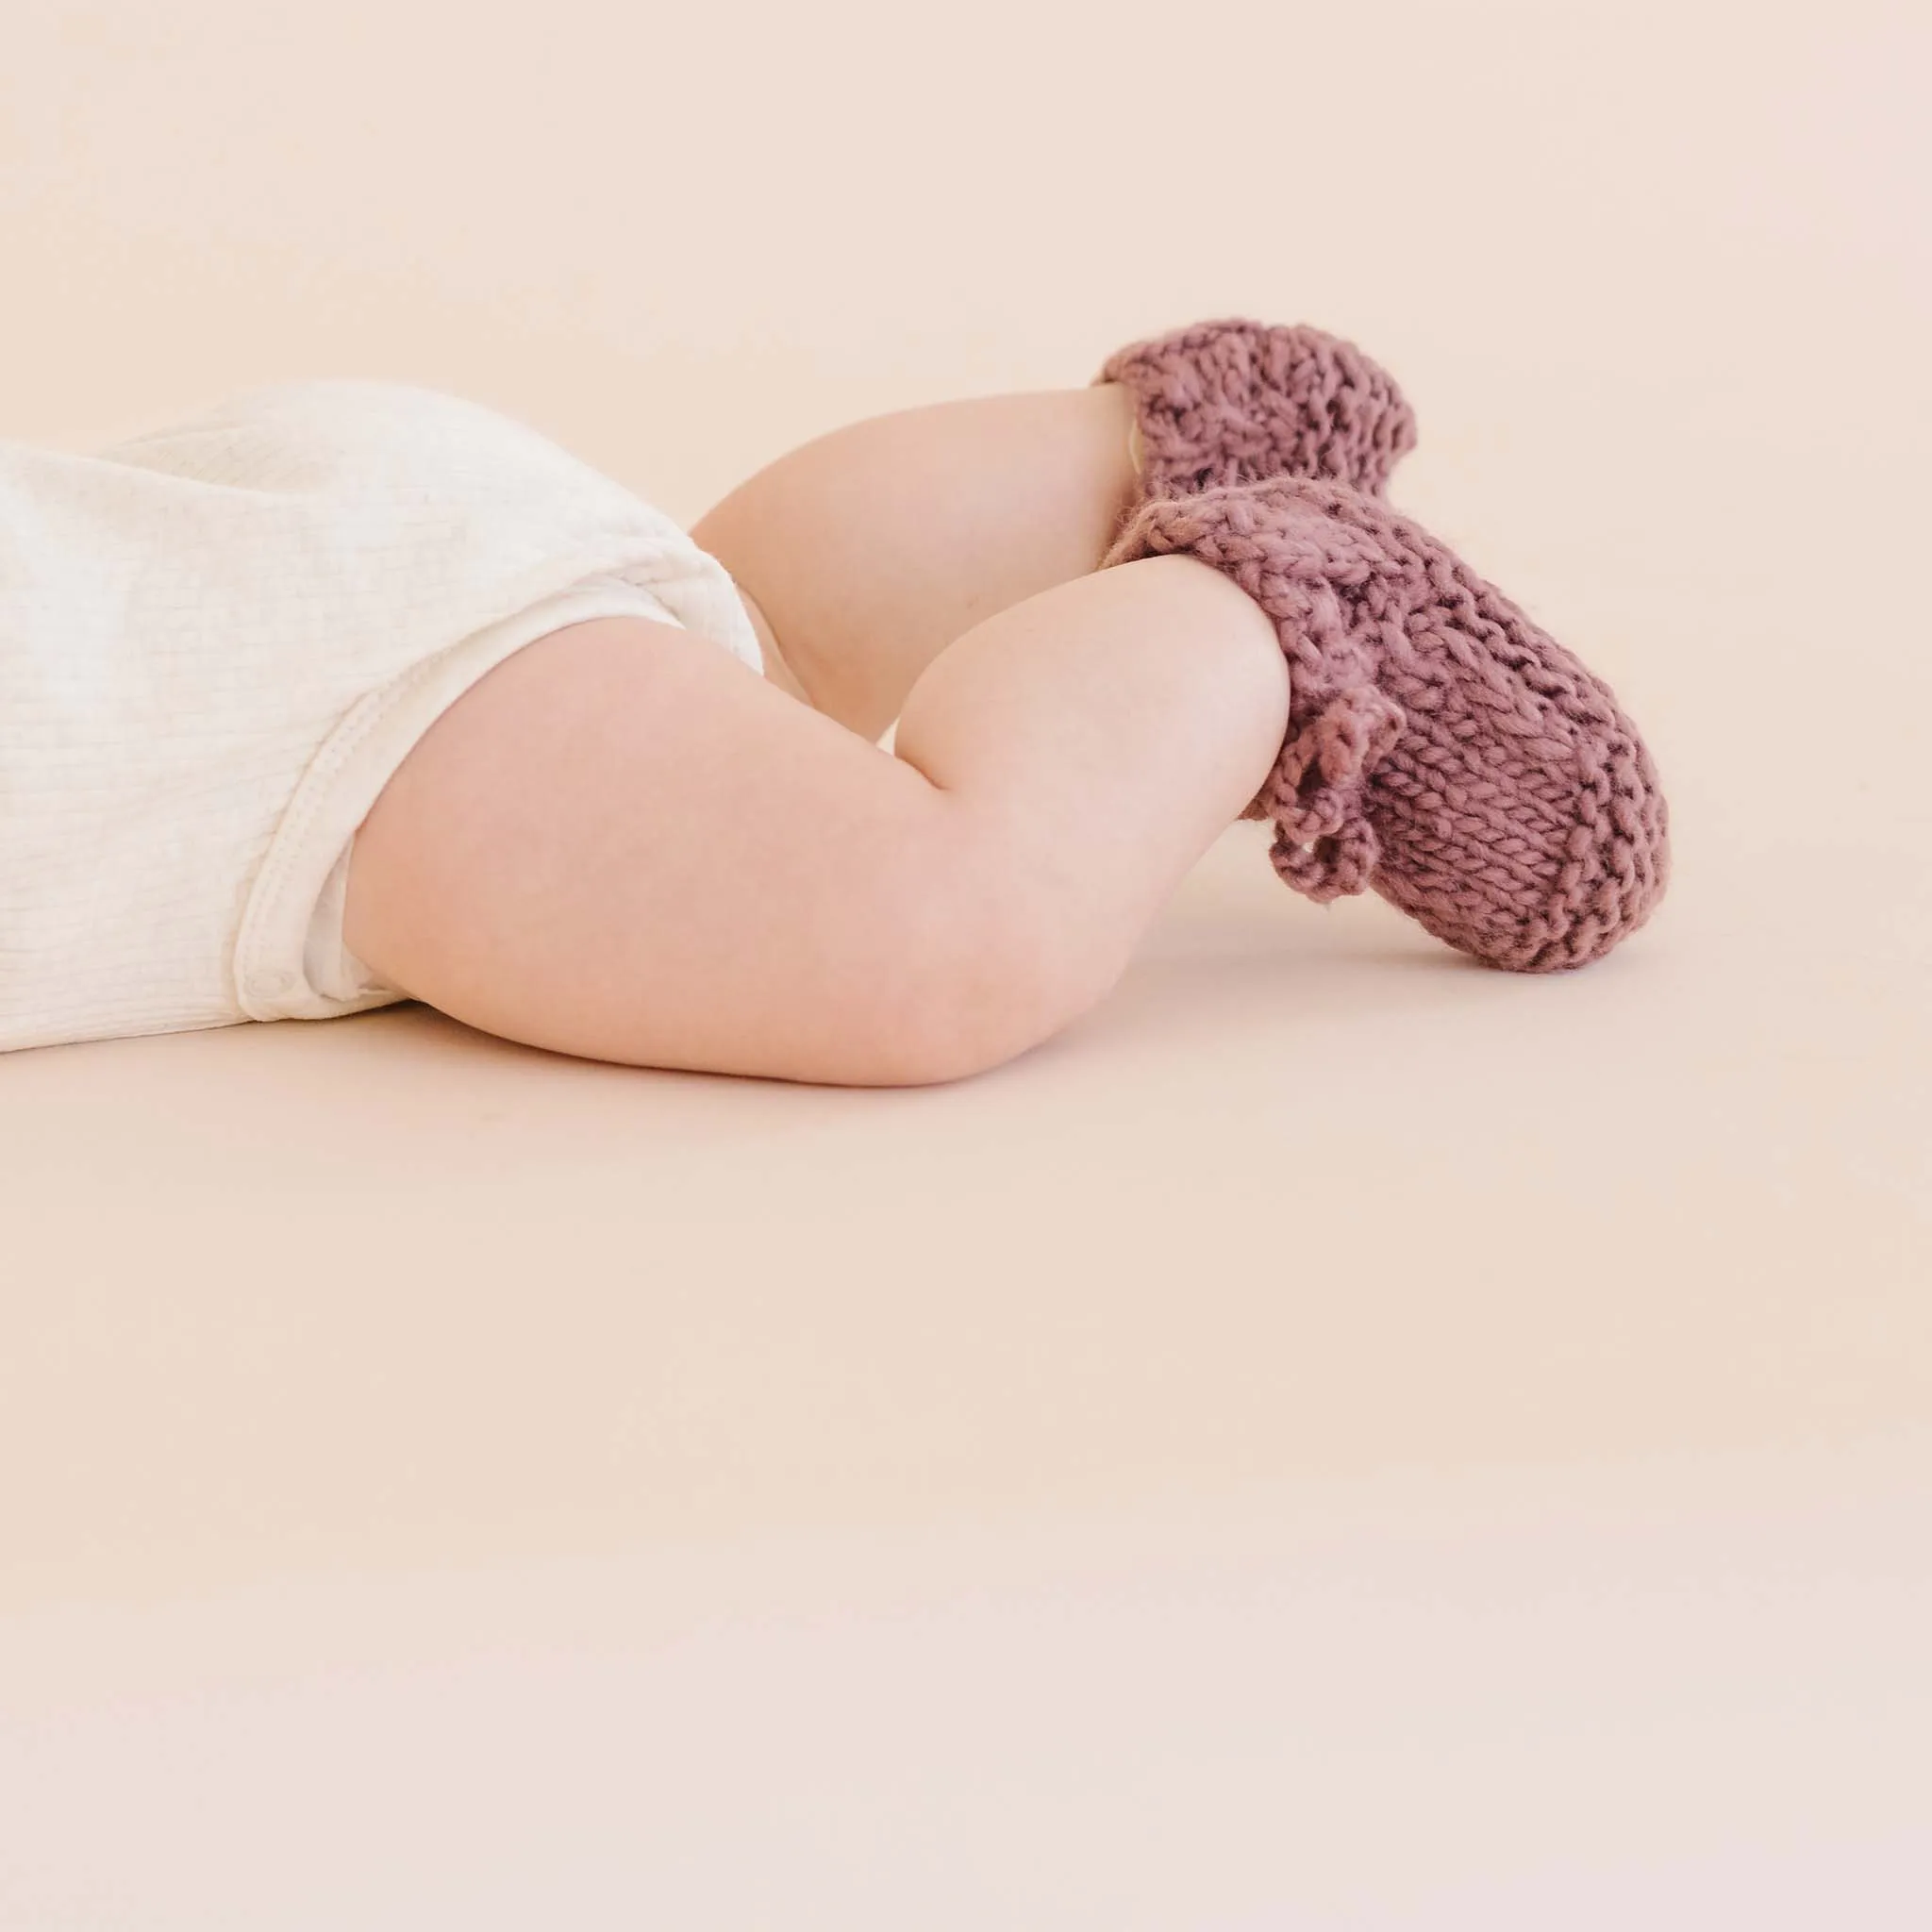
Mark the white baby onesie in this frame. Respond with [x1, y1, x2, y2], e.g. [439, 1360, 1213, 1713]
[0, 380, 765, 1053]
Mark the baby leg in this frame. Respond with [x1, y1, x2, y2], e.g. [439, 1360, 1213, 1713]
[691, 385, 1141, 742]
[342, 552, 1287, 1087]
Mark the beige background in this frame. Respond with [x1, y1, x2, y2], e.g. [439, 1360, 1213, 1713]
[2, 0, 1928, 1924]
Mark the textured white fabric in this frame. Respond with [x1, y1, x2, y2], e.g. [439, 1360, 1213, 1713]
[1, 381, 765, 1054]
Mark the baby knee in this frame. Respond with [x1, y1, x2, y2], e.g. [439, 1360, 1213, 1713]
[854, 857, 1119, 1088]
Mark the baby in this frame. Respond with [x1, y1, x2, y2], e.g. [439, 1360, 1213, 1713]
[0, 322, 1667, 1082]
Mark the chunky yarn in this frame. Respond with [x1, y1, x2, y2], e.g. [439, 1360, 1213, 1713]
[1096, 319, 1418, 502]
[1103, 479, 1669, 972]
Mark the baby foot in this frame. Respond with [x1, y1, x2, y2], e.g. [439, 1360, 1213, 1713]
[1097, 318, 1418, 504]
[1103, 477, 1669, 973]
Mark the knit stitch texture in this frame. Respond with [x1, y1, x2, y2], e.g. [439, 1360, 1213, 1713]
[1103, 478, 1669, 972]
[1097, 319, 1418, 501]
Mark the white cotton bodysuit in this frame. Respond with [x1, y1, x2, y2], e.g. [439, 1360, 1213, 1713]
[0, 380, 767, 1054]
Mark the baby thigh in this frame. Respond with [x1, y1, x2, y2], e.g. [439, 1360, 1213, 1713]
[342, 615, 1090, 1087]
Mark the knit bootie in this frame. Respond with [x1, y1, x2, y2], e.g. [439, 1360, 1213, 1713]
[1096, 318, 1418, 504]
[1103, 479, 1668, 972]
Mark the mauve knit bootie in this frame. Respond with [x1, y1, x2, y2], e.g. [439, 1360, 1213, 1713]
[1103, 478, 1668, 972]
[1096, 319, 1418, 503]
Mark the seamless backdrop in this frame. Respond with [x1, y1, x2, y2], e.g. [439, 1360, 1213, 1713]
[2, 2, 1928, 1927]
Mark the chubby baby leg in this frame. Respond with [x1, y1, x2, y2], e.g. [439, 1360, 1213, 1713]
[692, 385, 1141, 743]
[342, 555, 1286, 1087]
